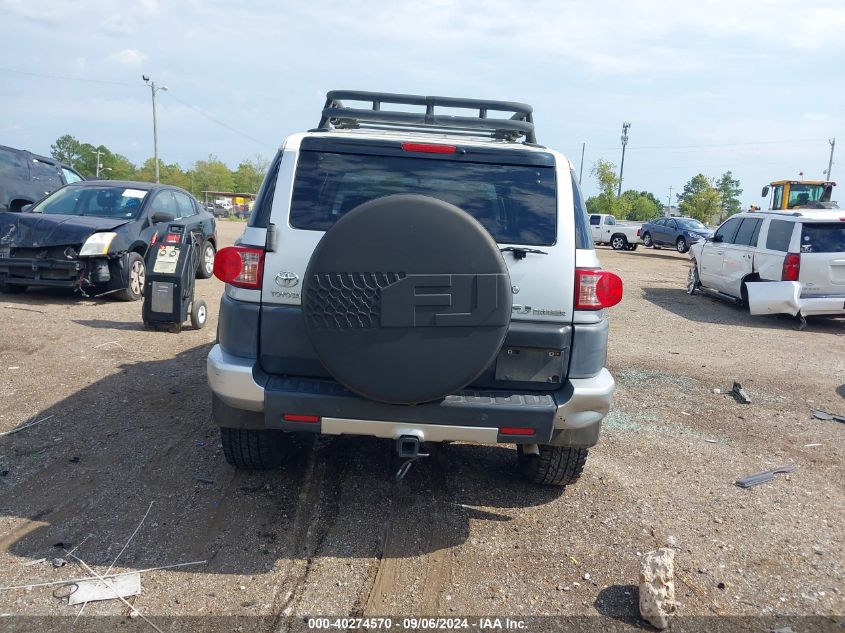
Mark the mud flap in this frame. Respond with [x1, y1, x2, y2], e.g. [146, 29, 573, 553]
[745, 281, 800, 316]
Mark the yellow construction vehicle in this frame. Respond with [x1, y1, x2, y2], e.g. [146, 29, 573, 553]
[760, 180, 837, 211]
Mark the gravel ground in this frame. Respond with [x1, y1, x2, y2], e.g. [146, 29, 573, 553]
[0, 222, 843, 631]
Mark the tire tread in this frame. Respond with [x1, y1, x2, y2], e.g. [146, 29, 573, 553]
[221, 427, 288, 470]
[519, 445, 588, 486]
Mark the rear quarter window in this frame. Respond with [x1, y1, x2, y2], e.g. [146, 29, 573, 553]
[765, 219, 795, 252]
[288, 150, 558, 246]
[800, 223, 845, 253]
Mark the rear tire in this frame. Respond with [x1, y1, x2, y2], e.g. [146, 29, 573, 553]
[610, 235, 628, 250]
[221, 427, 290, 470]
[642, 232, 653, 247]
[517, 445, 588, 486]
[197, 240, 215, 279]
[676, 237, 688, 253]
[0, 283, 27, 294]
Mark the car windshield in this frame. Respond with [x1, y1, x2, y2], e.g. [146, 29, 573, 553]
[289, 150, 557, 246]
[32, 186, 148, 219]
[676, 218, 707, 230]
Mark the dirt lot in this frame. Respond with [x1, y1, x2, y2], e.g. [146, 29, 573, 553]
[1, 220, 843, 630]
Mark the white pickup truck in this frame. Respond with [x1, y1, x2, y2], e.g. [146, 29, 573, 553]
[589, 214, 642, 250]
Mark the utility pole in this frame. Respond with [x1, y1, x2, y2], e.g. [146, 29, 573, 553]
[578, 142, 585, 185]
[826, 137, 835, 180]
[94, 149, 102, 178]
[666, 185, 673, 217]
[142, 75, 168, 183]
[617, 122, 631, 197]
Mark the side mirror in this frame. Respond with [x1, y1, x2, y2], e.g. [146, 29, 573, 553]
[761, 186, 770, 197]
[710, 234, 723, 243]
[151, 210, 175, 224]
[20, 204, 32, 212]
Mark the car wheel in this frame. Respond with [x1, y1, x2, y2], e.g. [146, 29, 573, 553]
[0, 283, 27, 294]
[610, 235, 628, 250]
[221, 427, 290, 470]
[517, 445, 588, 486]
[115, 252, 145, 301]
[642, 232, 653, 247]
[676, 237, 688, 253]
[197, 240, 215, 279]
[686, 263, 700, 295]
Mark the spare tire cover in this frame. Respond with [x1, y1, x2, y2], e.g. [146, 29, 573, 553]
[302, 194, 512, 405]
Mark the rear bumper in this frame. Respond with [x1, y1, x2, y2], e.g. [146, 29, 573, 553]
[799, 295, 845, 316]
[746, 281, 845, 317]
[207, 344, 615, 448]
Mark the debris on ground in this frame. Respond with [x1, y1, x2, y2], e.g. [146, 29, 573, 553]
[51, 558, 66, 568]
[0, 415, 55, 437]
[67, 572, 141, 606]
[811, 409, 845, 423]
[731, 382, 751, 404]
[735, 465, 797, 488]
[639, 548, 677, 629]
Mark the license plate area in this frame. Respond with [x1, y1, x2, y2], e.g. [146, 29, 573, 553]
[495, 347, 564, 384]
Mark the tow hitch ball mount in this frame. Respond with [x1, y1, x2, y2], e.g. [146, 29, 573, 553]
[394, 435, 429, 481]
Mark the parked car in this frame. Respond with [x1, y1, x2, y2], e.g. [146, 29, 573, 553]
[0, 181, 217, 300]
[687, 209, 845, 318]
[0, 145, 84, 212]
[207, 90, 624, 486]
[588, 213, 642, 250]
[640, 216, 713, 253]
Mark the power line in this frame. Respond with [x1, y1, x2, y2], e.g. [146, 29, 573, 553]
[0, 66, 271, 150]
[0, 66, 136, 87]
[162, 91, 271, 149]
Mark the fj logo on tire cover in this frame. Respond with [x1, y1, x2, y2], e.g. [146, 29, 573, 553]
[380, 273, 509, 328]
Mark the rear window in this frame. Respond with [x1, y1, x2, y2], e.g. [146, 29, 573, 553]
[800, 223, 845, 253]
[289, 150, 557, 246]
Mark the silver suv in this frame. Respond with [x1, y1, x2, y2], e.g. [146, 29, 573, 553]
[207, 91, 622, 485]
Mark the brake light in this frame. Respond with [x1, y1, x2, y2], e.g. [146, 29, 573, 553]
[401, 142, 456, 154]
[282, 414, 320, 423]
[575, 268, 624, 310]
[781, 253, 800, 281]
[636, 228, 641, 237]
[213, 246, 264, 289]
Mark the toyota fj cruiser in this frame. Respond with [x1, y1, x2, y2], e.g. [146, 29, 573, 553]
[207, 90, 622, 485]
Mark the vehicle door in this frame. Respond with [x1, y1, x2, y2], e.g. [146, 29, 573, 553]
[698, 216, 742, 290]
[721, 216, 762, 297]
[644, 218, 662, 243]
[141, 189, 180, 246]
[0, 148, 31, 209]
[601, 215, 618, 243]
[171, 190, 206, 246]
[589, 214, 602, 243]
[658, 219, 677, 245]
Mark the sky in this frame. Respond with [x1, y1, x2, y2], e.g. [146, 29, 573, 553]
[1, 0, 844, 207]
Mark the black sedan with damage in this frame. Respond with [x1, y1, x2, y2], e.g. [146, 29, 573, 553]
[0, 181, 217, 300]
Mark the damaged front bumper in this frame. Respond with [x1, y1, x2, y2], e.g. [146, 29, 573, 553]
[746, 281, 845, 317]
[0, 254, 118, 291]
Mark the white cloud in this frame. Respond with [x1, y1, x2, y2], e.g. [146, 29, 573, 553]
[107, 48, 148, 68]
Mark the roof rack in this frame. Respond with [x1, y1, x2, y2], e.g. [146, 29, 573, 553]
[316, 90, 537, 144]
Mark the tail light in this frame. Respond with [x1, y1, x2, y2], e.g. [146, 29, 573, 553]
[636, 228, 641, 237]
[499, 427, 536, 436]
[575, 268, 624, 310]
[213, 246, 264, 289]
[781, 253, 800, 281]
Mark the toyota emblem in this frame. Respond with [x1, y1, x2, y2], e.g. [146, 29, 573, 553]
[275, 271, 300, 287]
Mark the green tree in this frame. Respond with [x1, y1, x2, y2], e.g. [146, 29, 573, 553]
[135, 158, 190, 189]
[585, 193, 619, 217]
[192, 154, 234, 194]
[232, 160, 263, 194]
[716, 171, 742, 220]
[637, 191, 665, 215]
[50, 135, 84, 167]
[618, 190, 660, 221]
[591, 159, 620, 198]
[678, 174, 722, 223]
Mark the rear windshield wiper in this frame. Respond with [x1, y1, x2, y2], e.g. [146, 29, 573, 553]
[499, 246, 548, 260]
